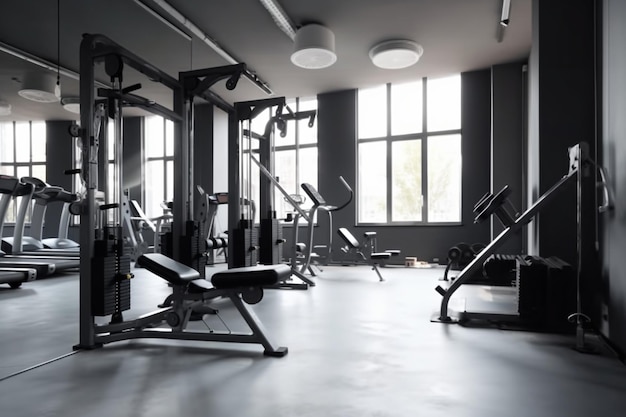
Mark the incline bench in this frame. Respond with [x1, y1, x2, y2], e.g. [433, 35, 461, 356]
[116, 253, 290, 357]
[337, 228, 400, 281]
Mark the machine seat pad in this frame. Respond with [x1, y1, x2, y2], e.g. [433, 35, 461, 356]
[385, 250, 401, 256]
[212, 264, 292, 289]
[137, 253, 201, 286]
[364, 232, 377, 238]
[371, 252, 392, 260]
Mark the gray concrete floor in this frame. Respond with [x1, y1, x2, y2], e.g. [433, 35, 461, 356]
[1, 263, 625, 417]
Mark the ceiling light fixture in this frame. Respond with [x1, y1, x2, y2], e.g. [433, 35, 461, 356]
[61, 97, 80, 114]
[291, 24, 337, 69]
[369, 40, 423, 70]
[500, 0, 511, 27]
[258, 0, 296, 40]
[0, 100, 11, 116]
[18, 72, 60, 103]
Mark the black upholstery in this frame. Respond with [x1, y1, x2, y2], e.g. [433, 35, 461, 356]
[139, 253, 292, 289]
[371, 252, 392, 260]
[338, 227, 360, 249]
[212, 264, 291, 288]
[137, 253, 200, 286]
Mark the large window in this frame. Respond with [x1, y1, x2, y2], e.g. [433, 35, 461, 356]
[357, 76, 462, 224]
[0, 121, 47, 223]
[143, 116, 174, 219]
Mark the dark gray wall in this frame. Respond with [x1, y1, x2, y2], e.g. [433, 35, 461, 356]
[528, 0, 600, 328]
[602, 0, 626, 353]
[315, 70, 492, 264]
[528, 0, 597, 267]
[194, 104, 214, 191]
[491, 62, 526, 254]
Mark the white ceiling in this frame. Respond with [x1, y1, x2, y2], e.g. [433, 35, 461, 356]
[0, 0, 532, 121]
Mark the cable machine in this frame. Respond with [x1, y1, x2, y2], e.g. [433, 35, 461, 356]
[73, 34, 288, 356]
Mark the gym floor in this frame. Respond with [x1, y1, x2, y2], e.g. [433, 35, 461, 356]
[1, 263, 625, 417]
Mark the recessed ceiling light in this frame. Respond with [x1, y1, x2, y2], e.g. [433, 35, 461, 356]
[291, 24, 337, 69]
[369, 40, 424, 70]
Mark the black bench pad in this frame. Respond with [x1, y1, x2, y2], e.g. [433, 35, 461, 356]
[385, 250, 401, 256]
[212, 264, 292, 289]
[137, 253, 200, 286]
[371, 252, 392, 260]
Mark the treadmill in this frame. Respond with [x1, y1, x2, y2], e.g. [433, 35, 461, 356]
[0, 176, 78, 277]
[1, 177, 79, 258]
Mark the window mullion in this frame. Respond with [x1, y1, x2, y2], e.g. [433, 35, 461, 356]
[421, 77, 428, 223]
[386, 83, 392, 223]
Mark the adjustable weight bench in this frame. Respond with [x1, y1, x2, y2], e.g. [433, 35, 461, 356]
[337, 228, 399, 281]
[97, 253, 289, 357]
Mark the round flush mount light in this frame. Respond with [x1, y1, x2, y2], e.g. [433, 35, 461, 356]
[18, 73, 60, 103]
[61, 97, 80, 114]
[369, 40, 424, 69]
[291, 24, 337, 69]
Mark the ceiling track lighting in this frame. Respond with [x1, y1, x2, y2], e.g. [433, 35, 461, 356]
[369, 40, 423, 70]
[497, 0, 511, 43]
[500, 0, 511, 27]
[258, 0, 296, 40]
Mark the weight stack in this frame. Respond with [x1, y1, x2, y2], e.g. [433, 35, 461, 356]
[179, 220, 206, 279]
[259, 218, 283, 265]
[91, 238, 131, 317]
[481, 254, 524, 286]
[231, 221, 258, 267]
[160, 231, 173, 258]
[517, 256, 575, 332]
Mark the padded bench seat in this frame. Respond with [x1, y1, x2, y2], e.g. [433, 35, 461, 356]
[138, 253, 292, 289]
[212, 264, 291, 288]
[137, 253, 201, 286]
[371, 252, 392, 260]
[385, 250, 401, 256]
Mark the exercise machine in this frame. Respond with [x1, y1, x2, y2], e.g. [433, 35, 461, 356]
[0, 175, 38, 287]
[336, 227, 399, 281]
[1, 176, 80, 256]
[195, 187, 228, 265]
[433, 143, 593, 333]
[74, 34, 288, 355]
[440, 242, 485, 282]
[0, 176, 79, 277]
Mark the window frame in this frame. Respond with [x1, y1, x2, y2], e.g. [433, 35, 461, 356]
[0, 121, 47, 225]
[357, 77, 462, 226]
[142, 116, 174, 219]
